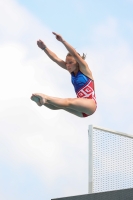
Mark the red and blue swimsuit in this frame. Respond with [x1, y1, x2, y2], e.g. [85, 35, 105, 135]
[71, 70, 97, 117]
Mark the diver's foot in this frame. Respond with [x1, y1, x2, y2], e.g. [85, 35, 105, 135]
[31, 93, 47, 106]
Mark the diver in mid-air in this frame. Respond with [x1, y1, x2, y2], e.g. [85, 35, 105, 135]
[31, 32, 97, 118]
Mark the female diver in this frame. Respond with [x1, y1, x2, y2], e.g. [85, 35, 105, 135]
[31, 32, 97, 118]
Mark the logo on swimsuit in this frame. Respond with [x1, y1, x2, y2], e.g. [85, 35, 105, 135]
[77, 81, 94, 98]
[83, 85, 93, 94]
[78, 91, 85, 98]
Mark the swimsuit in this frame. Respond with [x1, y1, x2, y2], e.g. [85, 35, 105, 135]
[71, 70, 97, 117]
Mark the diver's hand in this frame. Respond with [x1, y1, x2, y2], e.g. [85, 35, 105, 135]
[52, 32, 64, 42]
[37, 40, 47, 50]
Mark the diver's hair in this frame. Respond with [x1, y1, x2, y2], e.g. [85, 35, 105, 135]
[66, 52, 86, 60]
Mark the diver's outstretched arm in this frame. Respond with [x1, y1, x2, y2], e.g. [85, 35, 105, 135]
[52, 32, 88, 68]
[37, 39, 66, 70]
[52, 32, 77, 56]
[52, 32, 93, 78]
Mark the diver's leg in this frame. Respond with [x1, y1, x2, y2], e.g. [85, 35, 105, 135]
[31, 93, 96, 115]
[31, 96, 83, 117]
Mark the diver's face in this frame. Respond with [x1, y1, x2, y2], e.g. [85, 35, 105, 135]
[65, 56, 78, 73]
